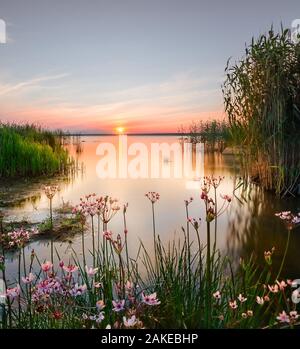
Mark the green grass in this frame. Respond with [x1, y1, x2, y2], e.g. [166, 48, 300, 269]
[0, 123, 71, 177]
[223, 27, 300, 196]
[0, 187, 298, 329]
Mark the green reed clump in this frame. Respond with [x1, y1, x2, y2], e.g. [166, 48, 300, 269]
[223, 27, 300, 196]
[0, 123, 71, 177]
[179, 119, 231, 152]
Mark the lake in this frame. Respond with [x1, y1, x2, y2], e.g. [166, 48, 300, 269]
[1, 135, 300, 282]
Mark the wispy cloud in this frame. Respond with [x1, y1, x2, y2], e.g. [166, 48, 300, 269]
[0, 71, 223, 132]
[0, 73, 69, 96]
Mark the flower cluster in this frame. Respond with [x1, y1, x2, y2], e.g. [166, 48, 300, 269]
[145, 192, 160, 204]
[200, 176, 232, 222]
[44, 185, 59, 200]
[73, 194, 120, 223]
[264, 247, 275, 265]
[275, 211, 300, 230]
[277, 310, 299, 324]
[6, 284, 21, 301]
[5, 228, 32, 249]
[31, 274, 87, 304]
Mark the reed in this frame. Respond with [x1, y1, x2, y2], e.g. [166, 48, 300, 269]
[223, 27, 300, 196]
[178, 119, 231, 152]
[0, 122, 71, 178]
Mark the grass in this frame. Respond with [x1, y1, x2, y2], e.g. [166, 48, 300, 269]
[178, 119, 231, 152]
[0, 178, 299, 329]
[0, 122, 72, 178]
[223, 27, 300, 196]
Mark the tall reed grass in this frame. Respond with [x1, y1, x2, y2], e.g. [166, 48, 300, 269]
[223, 27, 300, 196]
[0, 123, 71, 177]
[178, 119, 231, 152]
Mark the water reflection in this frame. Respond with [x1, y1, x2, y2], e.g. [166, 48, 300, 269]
[1, 136, 300, 280]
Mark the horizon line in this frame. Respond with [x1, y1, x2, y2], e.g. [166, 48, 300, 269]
[64, 132, 204, 136]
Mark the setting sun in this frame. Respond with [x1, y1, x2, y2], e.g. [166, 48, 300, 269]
[116, 126, 125, 134]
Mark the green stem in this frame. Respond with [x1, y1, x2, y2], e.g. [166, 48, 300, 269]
[275, 229, 291, 281]
[91, 216, 95, 267]
[206, 221, 212, 328]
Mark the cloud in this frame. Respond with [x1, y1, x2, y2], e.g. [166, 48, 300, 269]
[0, 73, 69, 96]
[0, 70, 224, 132]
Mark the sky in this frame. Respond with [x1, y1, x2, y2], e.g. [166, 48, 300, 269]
[0, 0, 299, 133]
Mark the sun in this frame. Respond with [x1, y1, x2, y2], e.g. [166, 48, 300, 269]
[116, 126, 125, 134]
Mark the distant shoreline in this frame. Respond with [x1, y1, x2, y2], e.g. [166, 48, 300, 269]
[64, 133, 201, 137]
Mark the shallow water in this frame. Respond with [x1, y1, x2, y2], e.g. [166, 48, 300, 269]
[1, 135, 300, 282]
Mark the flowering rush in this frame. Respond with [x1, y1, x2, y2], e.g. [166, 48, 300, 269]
[112, 299, 125, 312]
[6, 284, 21, 301]
[213, 291, 221, 300]
[22, 273, 36, 284]
[85, 265, 99, 277]
[237, 294, 247, 303]
[63, 264, 79, 273]
[73, 195, 120, 223]
[96, 300, 105, 311]
[229, 300, 238, 309]
[141, 292, 161, 306]
[145, 192, 160, 204]
[5, 228, 31, 249]
[44, 185, 59, 200]
[275, 211, 300, 229]
[41, 261, 53, 273]
[123, 315, 138, 328]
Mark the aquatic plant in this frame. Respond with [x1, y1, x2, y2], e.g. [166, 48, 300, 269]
[223, 27, 300, 196]
[0, 183, 299, 329]
[0, 122, 72, 178]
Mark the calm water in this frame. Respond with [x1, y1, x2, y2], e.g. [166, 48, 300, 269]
[2, 135, 300, 281]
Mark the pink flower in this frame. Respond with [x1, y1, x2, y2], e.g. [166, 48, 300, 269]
[229, 300, 238, 309]
[123, 315, 137, 328]
[59, 261, 64, 268]
[221, 194, 232, 203]
[213, 291, 221, 300]
[256, 296, 264, 305]
[41, 261, 53, 273]
[276, 311, 290, 323]
[276, 280, 287, 291]
[237, 294, 247, 303]
[6, 284, 21, 301]
[103, 231, 113, 240]
[85, 265, 99, 277]
[268, 284, 279, 293]
[112, 299, 125, 312]
[63, 264, 79, 273]
[275, 211, 300, 229]
[125, 280, 134, 292]
[96, 300, 105, 310]
[70, 283, 87, 296]
[289, 311, 299, 321]
[21, 273, 35, 284]
[141, 292, 161, 306]
[93, 282, 102, 288]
